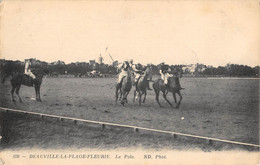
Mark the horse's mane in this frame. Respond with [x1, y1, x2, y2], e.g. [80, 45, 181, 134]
[32, 67, 48, 79]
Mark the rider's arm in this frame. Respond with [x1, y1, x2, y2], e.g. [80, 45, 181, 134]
[132, 65, 138, 72]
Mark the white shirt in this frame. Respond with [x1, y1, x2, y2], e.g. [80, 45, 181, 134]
[25, 61, 31, 72]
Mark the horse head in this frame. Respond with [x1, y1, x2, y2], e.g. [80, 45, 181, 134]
[168, 76, 181, 91]
[32, 66, 48, 81]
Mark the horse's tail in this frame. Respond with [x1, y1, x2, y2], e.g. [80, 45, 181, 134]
[1, 72, 14, 84]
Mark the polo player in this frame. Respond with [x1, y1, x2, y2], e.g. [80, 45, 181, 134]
[159, 63, 182, 91]
[132, 63, 143, 83]
[117, 61, 131, 85]
[159, 63, 173, 88]
[24, 59, 36, 86]
[133, 63, 152, 90]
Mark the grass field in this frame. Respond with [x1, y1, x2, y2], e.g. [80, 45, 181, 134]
[0, 77, 259, 150]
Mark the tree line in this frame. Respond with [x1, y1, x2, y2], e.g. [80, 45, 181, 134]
[200, 64, 259, 77]
[0, 59, 259, 77]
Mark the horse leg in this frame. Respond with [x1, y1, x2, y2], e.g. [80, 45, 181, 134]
[138, 92, 142, 106]
[175, 90, 183, 109]
[143, 90, 147, 103]
[38, 89, 41, 102]
[35, 86, 41, 102]
[163, 92, 173, 108]
[125, 91, 129, 103]
[119, 88, 122, 101]
[115, 85, 119, 103]
[120, 91, 126, 106]
[154, 89, 162, 108]
[122, 89, 130, 105]
[35, 86, 39, 101]
[173, 92, 177, 103]
[133, 90, 136, 102]
[15, 84, 22, 102]
[11, 86, 16, 102]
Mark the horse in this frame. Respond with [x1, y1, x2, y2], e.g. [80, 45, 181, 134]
[10, 68, 46, 102]
[152, 76, 183, 108]
[115, 74, 132, 106]
[0, 60, 24, 84]
[133, 67, 152, 105]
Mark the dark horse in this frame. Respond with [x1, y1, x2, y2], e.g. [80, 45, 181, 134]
[11, 68, 45, 102]
[133, 67, 152, 105]
[115, 74, 132, 106]
[0, 60, 24, 84]
[153, 76, 183, 108]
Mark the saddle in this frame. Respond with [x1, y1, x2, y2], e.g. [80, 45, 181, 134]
[23, 74, 35, 87]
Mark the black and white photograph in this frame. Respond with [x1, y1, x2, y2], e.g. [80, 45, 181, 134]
[0, 0, 259, 164]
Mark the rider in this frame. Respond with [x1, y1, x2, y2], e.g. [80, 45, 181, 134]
[159, 63, 183, 90]
[159, 63, 173, 88]
[132, 63, 152, 90]
[132, 63, 143, 84]
[117, 60, 131, 86]
[24, 58, 36, 86]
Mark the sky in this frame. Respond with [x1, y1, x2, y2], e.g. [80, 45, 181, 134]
[0, 0, 259, 67]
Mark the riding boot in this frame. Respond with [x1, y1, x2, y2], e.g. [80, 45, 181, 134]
[165, 83, 169, 94]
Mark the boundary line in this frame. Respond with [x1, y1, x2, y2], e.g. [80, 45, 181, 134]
[0, 106, 259, 148]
